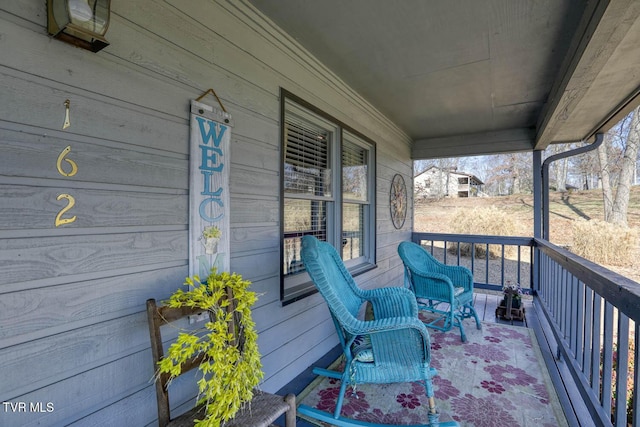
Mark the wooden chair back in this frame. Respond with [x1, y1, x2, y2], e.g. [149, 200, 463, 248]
[146, 299, 208, 426]
[146, 298, 297, 427]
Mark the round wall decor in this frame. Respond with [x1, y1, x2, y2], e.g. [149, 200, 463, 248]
[390, 174, 407, 229]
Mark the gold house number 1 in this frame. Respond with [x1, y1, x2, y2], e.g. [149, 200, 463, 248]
[55, 143, 78, 227]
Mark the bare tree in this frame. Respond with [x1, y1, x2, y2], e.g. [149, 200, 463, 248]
[570, 149, 600, 189]
[413, 159, 436, 176]
[597, 133, 615, 221]
[597, 106, 640, 226]
[483, 153, 532, 195]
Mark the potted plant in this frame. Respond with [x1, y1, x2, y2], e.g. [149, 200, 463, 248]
[501, 281, 523, 308]
[202, 225, 222, 254]
[157, 268, 263, 427]
[496, 281, 525, 320]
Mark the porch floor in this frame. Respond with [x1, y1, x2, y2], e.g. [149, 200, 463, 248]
[276, 292, 561, 427]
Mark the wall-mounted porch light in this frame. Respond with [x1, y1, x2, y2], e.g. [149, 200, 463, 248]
[47, 0, 111, 52]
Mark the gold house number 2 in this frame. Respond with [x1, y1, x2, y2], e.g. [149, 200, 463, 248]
[55, 194, 77, 226]
[55, 143, 78, 227]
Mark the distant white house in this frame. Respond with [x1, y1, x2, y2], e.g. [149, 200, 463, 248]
[415, 166, 485, 198]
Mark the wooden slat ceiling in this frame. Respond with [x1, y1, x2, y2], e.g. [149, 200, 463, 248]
[247, 0, 640, 158]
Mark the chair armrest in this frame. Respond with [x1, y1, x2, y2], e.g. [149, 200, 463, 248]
[439, 264, 474, 290]
[363, 286, 418, 319]
[353, 316, 430, 343]
[405, 267, 458, 302]
[413, 263, 473, 292]
[353, 316, 431, 362]
[409, 267, 456, 289]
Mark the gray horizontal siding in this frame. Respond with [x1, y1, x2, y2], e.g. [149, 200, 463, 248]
[0, 0, 414, 425]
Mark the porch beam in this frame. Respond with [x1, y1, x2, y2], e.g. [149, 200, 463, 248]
[412, 128, 534, 160]
[535, 0, 640, 149]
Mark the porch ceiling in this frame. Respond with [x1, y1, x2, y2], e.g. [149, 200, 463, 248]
[247, 0, 640, 158]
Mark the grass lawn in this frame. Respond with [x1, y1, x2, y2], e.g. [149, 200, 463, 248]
[414, 186, 640, 283]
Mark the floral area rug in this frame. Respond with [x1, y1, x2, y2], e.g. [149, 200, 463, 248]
[297, 321, 566, 426]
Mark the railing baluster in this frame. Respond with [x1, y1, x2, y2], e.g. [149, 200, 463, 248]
[541, 253, 548, 302]
[559, 267, 564, 335]
[517, 245, 522, 286]
[550, 261, 556, 319]
[583, 285, 593, 382]
[551, 264, 562, 328]
[539, 253, 545, 301]
[570, 275, 578, 358]
[443, 240, 447, 264]
[563, 269, 570, 340]
[548, 259, 554, 318]
[563, 269, 570, 339]
[558, 267, 564, 336]
[633, 326, 639, 427]
[500, 244, 505, 287]
[592, 295, 602, 395]
[485, 244, 489, 285]
[603, 302, 615, 416]
[615, 313, 630, 426]
[576, 279, 585, 371]
[471, 242, 475, 281]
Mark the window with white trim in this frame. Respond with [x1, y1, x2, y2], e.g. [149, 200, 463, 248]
[280, 90, 376, 304]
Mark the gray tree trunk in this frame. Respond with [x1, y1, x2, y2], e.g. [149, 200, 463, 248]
[610, 107, 640, 226]
[550, 144, 569, 191]
[597, 134, 614, 222]
[556, 157, 568, 191]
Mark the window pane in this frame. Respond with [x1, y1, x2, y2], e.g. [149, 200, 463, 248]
[284, 120, 332, 198]
[342, 139, 368, 202]
[283, 198, 326, 275]
[342, 202, 364, 261]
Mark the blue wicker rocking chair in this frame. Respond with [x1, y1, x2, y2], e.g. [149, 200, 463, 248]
[297, 236, 459, 427]
[398, 241, 481, 342]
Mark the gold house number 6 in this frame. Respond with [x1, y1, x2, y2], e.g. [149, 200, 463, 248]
[56, 145, 78, 177]
[55, 194, 77, 227]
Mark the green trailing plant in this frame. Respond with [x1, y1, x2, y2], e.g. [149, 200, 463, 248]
[158, 269, 263, 427]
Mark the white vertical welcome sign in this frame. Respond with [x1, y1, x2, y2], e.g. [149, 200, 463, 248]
[189, 100, 233, 279]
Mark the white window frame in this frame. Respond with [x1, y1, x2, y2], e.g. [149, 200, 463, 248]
[280, 89, 376, 304]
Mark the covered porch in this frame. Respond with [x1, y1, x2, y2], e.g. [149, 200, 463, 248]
[279, 231, 639, 426]
[281, 292, 537, 426]
[1, 1, 639, 426]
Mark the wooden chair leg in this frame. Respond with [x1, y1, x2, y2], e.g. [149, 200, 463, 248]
[284, 393, 296, 427]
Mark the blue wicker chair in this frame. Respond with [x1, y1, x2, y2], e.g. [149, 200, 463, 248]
[298, 235, 458, 427]
[398, 241, 481, 342]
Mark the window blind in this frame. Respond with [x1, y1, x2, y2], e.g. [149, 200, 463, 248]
[284, 120, 330, 196]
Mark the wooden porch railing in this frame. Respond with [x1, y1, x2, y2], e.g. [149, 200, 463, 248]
[536, 238, 639, 427]
[411, 232, 639, 426]
[411, 232, 534, 293]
